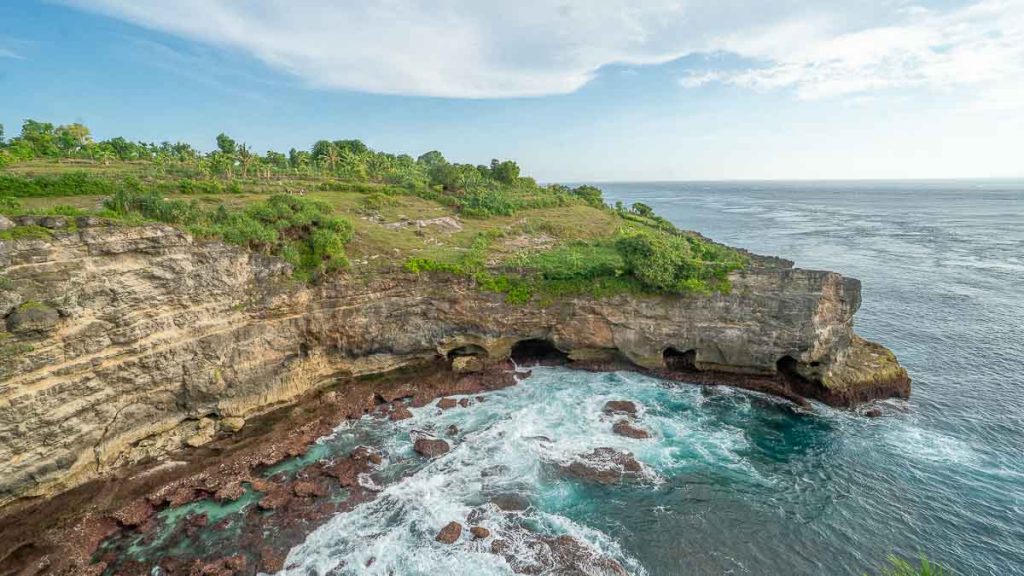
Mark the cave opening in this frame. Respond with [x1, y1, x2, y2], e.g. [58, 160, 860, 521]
[511, 338, 569, 366]
[776, 355, 809, 382]
[663, 347, 697, 371]
[446, 344, 488, 361]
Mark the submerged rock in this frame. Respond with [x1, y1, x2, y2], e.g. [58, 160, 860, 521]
[413, 438, 450, 458]
[612, 419, 651, 439]
[435, 521, 462, 544]
[488, 529, 629, 576]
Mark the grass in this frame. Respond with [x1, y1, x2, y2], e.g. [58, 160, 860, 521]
[1, 158, 750, 300]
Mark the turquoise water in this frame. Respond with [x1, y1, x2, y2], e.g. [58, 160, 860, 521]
[279, 181, 1024, 575]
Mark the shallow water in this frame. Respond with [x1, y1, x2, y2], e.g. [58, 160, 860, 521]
[277, 181, 1024, 575]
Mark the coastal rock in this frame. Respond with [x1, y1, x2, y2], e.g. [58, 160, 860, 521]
[111, 499, 153, 528]
[612, 419, 651, 439]
[184, 418, 216, 448]
[452, 355, 485, 373]
[470, 526, 491, 539]
[564, 448, 645, 485]
[219, 417, 246, 433]
[214, 481, 246, 503]
[413, 438, 450, 458]
[437, 397, 458, 410]
[0, 224, 908, 507]
[435, 521, 462, 544]
[603, 400, 638, 416]
[389, 402, 412, 421]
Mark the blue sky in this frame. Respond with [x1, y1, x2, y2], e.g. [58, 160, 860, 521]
[2, 0, 1022, 181]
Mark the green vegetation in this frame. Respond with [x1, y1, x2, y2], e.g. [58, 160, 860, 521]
[0, 118, 749, 297]
[875, 555, 950, 576]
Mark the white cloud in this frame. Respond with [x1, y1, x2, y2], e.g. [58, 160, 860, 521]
[690, 0, 1024, 104]
[64, 0, 1024, 104]
[0, 48, 23, 60]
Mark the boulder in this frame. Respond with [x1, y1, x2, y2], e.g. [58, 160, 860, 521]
[470, 526, 490, 540]
[219, 417, 246, 433]
[413, 438, 450, 458]
[389, 403, 412, 421]
[564, 448, 644, 485]
[602, 400, 638, 416]
[0, 215, 14, 231]
[612, 419, 651, 439]
[184, 417, 216, 448]
[435, 521, 462, 544]
[436, 397, 458, 410]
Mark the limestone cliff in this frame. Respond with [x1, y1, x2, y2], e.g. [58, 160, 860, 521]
[0, 220, 908, 507]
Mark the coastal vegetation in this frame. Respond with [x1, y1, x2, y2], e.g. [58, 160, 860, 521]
[0, 119, 747, 297]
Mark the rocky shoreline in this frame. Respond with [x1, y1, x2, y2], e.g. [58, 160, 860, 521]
[0, 352, 904, 575]
[0, 220, 910, 573]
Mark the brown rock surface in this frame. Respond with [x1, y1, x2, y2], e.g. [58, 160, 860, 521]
[435, 521, 462, 544]
[0, 223, 907, 509]
[612, 419, 651, 439]
[413, 438, 450, 458]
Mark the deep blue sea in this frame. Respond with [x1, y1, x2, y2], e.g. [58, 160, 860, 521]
[281, 181, 1024, 575]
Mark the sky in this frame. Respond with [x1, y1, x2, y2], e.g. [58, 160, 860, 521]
[1, 0, 1023, 182]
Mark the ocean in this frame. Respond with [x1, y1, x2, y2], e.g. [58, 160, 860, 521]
[135, 181, 1024, 575]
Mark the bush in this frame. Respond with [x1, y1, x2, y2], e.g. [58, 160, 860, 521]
[0, 172, 121, 197]
[103, 190, 354, 280]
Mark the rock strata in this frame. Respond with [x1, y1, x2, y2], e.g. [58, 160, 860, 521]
[0, 223, 908, 508]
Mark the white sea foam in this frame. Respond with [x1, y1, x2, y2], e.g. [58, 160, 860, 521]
[277, 367, 765, 575]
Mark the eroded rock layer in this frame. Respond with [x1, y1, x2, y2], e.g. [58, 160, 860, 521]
[0, 222, 908, 506]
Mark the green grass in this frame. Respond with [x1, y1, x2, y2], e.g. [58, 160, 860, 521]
[1, 155, 750, 299]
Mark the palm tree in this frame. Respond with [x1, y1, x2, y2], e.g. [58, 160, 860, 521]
[237, 143, 254, 179]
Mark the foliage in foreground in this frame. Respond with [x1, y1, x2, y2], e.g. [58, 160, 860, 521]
[104, 190, 353, 281]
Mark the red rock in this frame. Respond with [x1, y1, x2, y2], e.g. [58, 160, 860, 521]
[293, 481, 321, 498]
[249, 478, 272, 492]
[351, 445, 383, 465]
[612, 419, 651, 439]
[111, 499, 154, 527]
[603, 400, 638, 416]
[413, 438, 450, 458]
[187, 513, 209, 528]
[435, 521, 462, 544]
[258, 488, 291, 511]
[214, 481, 246, 503]
[470, 526, 490, 539]
[437, 398, 458, 410]
[389, 403, 413, 421]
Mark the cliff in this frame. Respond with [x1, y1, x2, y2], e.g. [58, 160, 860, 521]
[0, 219, 908, 508]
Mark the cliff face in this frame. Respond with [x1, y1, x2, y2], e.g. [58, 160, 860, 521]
[0, 222, 908, 507]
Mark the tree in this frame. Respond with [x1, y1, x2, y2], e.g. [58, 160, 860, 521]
[631, 202, 654, 218]
[55, 123, 93, 158]
[0, 123, 5, 146]
[216, 133, 237, 156]
[489, 159, 520, 184]
[237, 143, 254, 178]
[332, 139, 369, 156]
[20, 119, 59, 157]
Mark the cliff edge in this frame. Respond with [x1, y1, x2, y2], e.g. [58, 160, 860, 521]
[0, 220, 908, 508]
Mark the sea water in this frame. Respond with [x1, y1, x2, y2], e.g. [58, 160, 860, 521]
[279, 181, 1024, 575]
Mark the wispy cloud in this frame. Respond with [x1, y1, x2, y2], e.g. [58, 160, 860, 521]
[62, 0, 1024, 106]
[0, 48, 24, 60]
[686, 0, 1024, 106]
